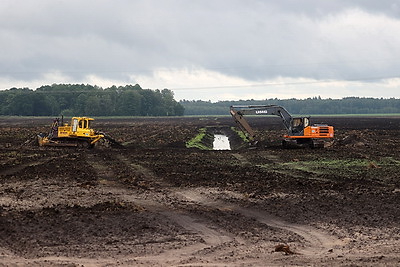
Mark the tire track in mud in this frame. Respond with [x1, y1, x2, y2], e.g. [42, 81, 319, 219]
[85, 152, 240, 265]
[175, 187, 345, 256]
[85, 153, 116, 185]
[4, 150, 345, 265]
[232, 207, 343, 255]
[0, 255, 129, 267]
[114, 154, 169, 188]
[86, 152, 345, 263]
[232, 153, 251, 165]
[0, 153, 71, 177]
[131, 208, 239, 266]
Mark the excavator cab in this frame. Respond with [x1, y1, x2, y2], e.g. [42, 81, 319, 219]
[290, 117, 310, 135]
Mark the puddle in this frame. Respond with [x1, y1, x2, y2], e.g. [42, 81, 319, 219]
[213, 135, 231, 150]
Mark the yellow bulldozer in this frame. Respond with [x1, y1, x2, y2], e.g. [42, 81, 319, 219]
[38, 117, 121, 148]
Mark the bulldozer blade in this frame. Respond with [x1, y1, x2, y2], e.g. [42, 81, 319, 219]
[103, 135, 124, 148]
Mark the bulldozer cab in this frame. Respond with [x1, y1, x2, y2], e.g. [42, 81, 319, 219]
[72, 117, 93, 132]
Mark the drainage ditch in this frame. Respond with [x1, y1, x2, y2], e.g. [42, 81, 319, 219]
[186, 126, 247, 150]
[213, 134, 231, 150]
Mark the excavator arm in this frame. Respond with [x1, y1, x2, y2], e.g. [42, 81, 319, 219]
[230, 108, 257, 142]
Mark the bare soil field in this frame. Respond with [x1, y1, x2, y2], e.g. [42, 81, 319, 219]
[0, 116, 400, 266]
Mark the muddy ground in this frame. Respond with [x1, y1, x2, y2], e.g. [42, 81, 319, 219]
[0, 116, 399, 266]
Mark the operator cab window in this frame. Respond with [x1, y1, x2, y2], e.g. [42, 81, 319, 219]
[72, 119, 79, 132]
[78, 119, 88, 129]
[292, 118, 304, 133]
[304, 118, 310, 127]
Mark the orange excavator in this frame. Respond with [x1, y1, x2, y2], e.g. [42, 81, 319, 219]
[230, 105, 334, 148]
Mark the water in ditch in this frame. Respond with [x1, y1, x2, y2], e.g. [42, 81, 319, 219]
[213, 134, 231, 150]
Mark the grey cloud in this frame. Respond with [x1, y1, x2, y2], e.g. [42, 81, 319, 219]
[1, 0, 400, 90]
[269, 0, 400, 18]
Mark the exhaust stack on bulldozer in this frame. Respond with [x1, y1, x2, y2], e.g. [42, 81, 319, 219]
[38, 117, 107, 148]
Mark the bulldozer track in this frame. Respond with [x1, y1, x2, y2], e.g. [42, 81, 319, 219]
[132, 209, 241, 266]
[85, 153, 115, 182]
[81, 152, 284, 265]
[114, 154, 168, 187]
[0, 148, 356, 266]
[83, 151, 345, 265]
[83, 150, 344, 263]
[0, 154, 71, 177]
[174, 187, 344, 256]
[232, 153, 251, 165]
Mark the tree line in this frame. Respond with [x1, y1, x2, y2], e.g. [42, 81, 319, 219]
[1, 84, 399, 116]
[180, 97, 400, 115]
[0, 84, 184, 116]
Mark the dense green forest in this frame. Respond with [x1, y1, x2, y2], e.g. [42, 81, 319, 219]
[0, 84, 184, 116]
[1, 84, 399, 116]
[180, 97, 400, 115]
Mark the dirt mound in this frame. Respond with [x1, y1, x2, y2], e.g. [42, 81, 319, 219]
[337, 130, 367, 146]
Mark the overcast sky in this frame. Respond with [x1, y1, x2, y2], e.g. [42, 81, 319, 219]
[1, 0, 400, 101]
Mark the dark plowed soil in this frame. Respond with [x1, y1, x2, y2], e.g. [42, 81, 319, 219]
[1, 116, 400, 266]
